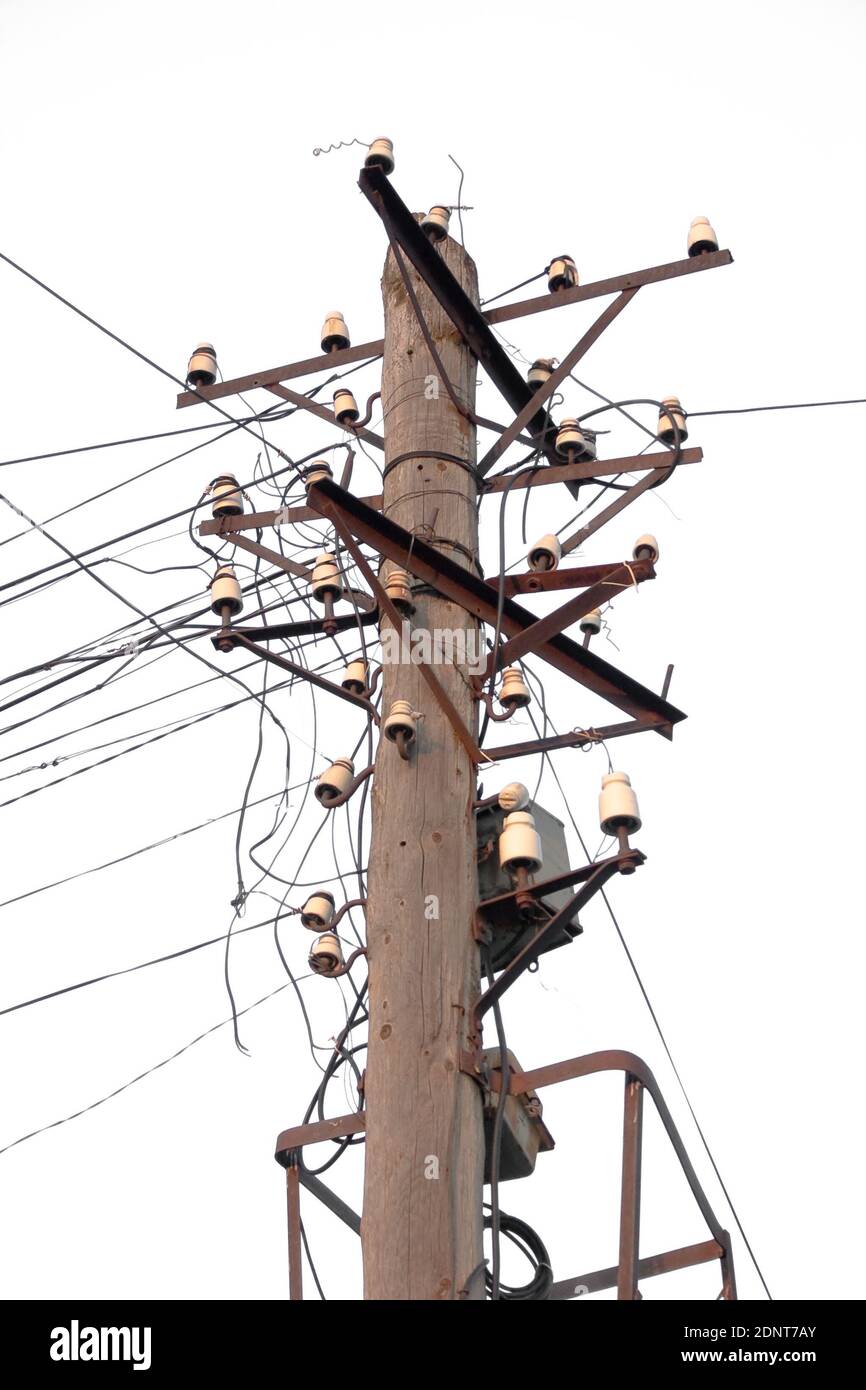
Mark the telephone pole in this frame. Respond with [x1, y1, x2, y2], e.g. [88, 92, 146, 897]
[361, 230, 485, 1300]
[187, 157, 739, 1300]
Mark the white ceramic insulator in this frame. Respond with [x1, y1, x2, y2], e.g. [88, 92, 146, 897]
[499, 667, 531, 708]
[528, 534, 561, 572]
[210, 566, 243, 615]
[301, 892, 336, 931]
[498, 782, 531, 813]
[315, 757, 355, 804]
[310, 933, 344, 976]
[383, 700, 416, 744]
[421, 206, 451, 242]
[321, 312, 350, 353]
[688, 216, 718, 256]
[384, 567, 414, 611]
[498, 811, 543, 874]
[599, 771, 642, 834]
[211, 475, 243, 517]
[632, 533, 659, 564]
[365, 138, 395, 175]
[333, 388, 359, 423]
[547, 256, 578, 292]
[658, 396, 688, 445]
[187, 342, 217, 386]
[342, 660, 368, 692]
[311, 552, 342, 600]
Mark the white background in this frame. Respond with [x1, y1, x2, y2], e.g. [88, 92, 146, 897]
[0, 0, 863, 1301]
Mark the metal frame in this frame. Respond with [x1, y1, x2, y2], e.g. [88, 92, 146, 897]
[303, 477, 684, 733]
[274, 1048, 736, 1301]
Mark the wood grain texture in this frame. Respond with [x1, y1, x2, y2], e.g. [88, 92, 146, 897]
[361, 228, 485, 1301]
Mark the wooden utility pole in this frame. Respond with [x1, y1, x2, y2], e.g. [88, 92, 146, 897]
[361, 228, 485, 1300]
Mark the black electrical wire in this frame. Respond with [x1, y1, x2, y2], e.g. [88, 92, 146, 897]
[482, 1206, 553, 1300]
[0, 910, 295, 1017]
[483, 947, 510, 1301]
[0, 247, 304, 482]
[0, 437, 344, 602]
[0, 493, 297, 802]
[300, 1220, 327, 1300]
[688, 397, 866, 417]
[0, 978, 300, 1157]
[481, 269, 546, 307]
[0, 786, 300, 913]
[0, 411, 276, 469]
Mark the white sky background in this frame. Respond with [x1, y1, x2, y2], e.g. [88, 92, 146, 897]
[0, 0, 863, 1301]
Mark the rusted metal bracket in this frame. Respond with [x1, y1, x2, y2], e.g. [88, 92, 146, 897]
[484, 718, 670, 761]
[476, 288, 639, 476]
[473, 853, 641, 1029]
[266, 381, 385, 451]
[547, 1238, 724, 1299]
[304, 478, 685, 734]
[212, 529, 312, 581]
[480, 560, 650, 680]
[562, 463, 674, 556]
[205, 527, 376, 614]
[223, 633, 379, 721]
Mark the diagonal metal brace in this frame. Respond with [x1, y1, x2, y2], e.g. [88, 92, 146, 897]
[304, 477, 685, 733]
[475, 853, 640, 1025]
[226, 633, 379, 720]
[359, 163, 559, 458]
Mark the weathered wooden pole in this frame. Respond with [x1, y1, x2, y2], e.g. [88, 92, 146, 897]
[361, 226, 485, 1300]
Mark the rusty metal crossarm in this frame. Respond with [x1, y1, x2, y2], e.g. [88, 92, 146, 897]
[304, 478, 686, 732]
[199, 496, 384, 537]
[176, 339, 385, 410]
[175, 256, 731, 415]
[489, 557, 653, 598]
[219, 609, 379, 645]
[484, 719, 668, 761]
[210, 530, 376, 615]
[485, 248, 734, 327]
[482, 560, 652, 679]
[482, 446, 703, 494]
